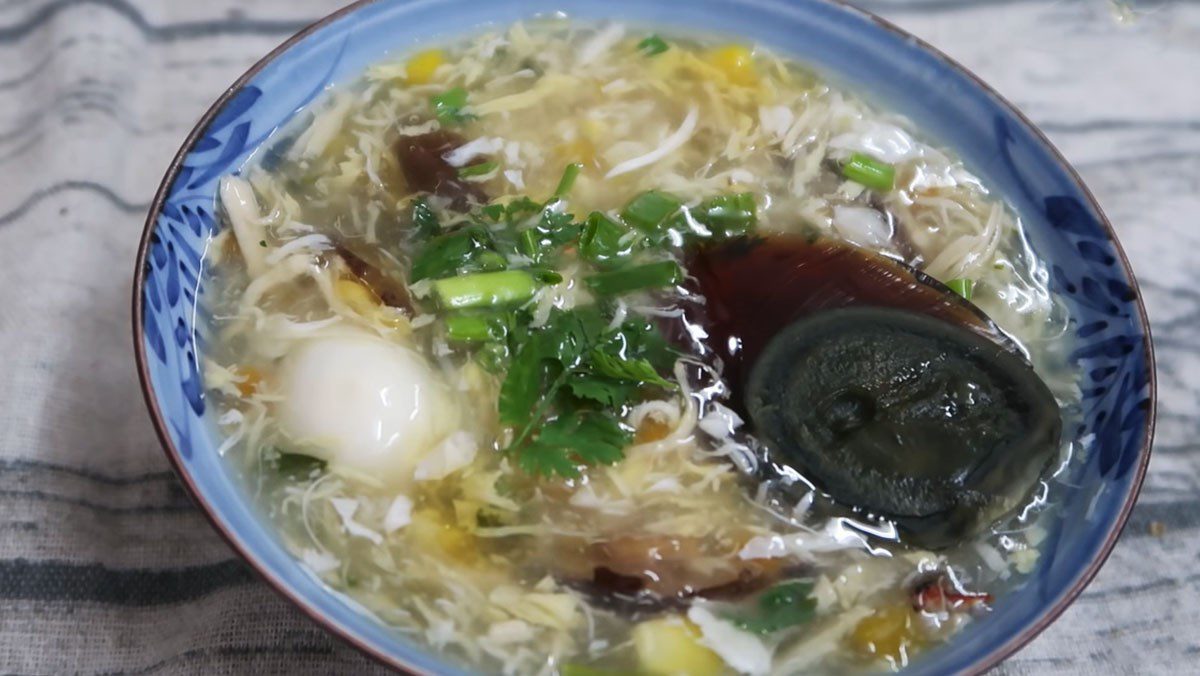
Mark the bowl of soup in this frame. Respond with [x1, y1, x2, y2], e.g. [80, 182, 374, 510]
[133, 0, 1154, 673]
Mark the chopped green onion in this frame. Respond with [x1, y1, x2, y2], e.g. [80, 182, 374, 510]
[945, 278, 975, 301]
[518, 228, 543, 260]
[502, 197, 541, 222]
[458, 161, 497, 178]
[473, 250, 508, 272]
[842, 152, 896, 191]
[444, 314, 506, 343]
[480, 203, 505, 221]
[585, 260, 683, 296]
[727, 581, 817, 635]
[529, 267, 564, 285]
[553, 162, 584, 198]
[430, 87, 473, 125]
[694, 192, 757, 237]
[579, 212, 631, 266]
[637, 35, 670, 56]
[411, 199, 440, 239]
[432, 270, 538, 309]
[621, 190, 682, 232]
[536, 208, 581, 247]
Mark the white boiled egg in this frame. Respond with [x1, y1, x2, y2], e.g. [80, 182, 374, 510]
[277, 330, 457, 486]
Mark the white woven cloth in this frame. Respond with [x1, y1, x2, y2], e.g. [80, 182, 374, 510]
[0, 1, 1196, 673]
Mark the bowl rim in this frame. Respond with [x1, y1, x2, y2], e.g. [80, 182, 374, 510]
[131, 0, 1157, 673]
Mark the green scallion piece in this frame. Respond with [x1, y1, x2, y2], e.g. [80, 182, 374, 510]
[458, 161, 497, 178]
[579, 212, 631, 266]
[516, 226, 540, 259]
[694, 192, 757, 237]
[637, 35, 670, 56]
[621, 190, 682, 232]
[553, 162, 584, 198]
[432, 270, 538, 309]
[945, 278, 975, 301]
[529, 267, 564, 285]
[480, 203, 505, 221]
[444, 314, 504, 343]
[472, 250, 509, 272]
[411, 199, 440, 239]
[430, 87, 473, 125]
[585, 260, 683, 296]
[842, 152, 895, 191]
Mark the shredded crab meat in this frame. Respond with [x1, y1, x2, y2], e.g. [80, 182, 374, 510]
[605, 105, 699, 178]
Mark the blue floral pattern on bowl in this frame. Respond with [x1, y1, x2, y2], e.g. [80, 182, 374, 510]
[133, 1, 1154, 673]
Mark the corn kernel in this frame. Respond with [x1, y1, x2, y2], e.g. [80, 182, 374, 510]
[707, 44, 757, 86]
[556, 137, 598, 168]
[235, 366, 263, 397]
[849, 604, 922, 663]
[633, 617, 724, 676]
[409, 508, 478, 564]
[406, 49, 445, 85]
[635, 416, 672, 444]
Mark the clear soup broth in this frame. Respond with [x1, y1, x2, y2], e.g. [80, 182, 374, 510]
[201, 18, 1080, 675]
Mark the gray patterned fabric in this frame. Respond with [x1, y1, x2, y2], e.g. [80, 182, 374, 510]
[0, 0, 1195, 673]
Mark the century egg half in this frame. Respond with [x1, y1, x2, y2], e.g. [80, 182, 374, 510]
[683, 236, 1062, 549]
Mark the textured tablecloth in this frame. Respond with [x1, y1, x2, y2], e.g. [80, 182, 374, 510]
[0, 1, 1196, 673]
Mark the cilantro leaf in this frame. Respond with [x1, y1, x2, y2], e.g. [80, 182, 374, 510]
[588, 350, 674, 389]
[726, 581, 817, 635]
[498, 330, 548, 426]
[540, 306, 608, 366]
[518, 413, 630, 477]
[498, 308, 678, 478]
[515, 435, 583, 478]
[567, 373, 634, 407]
[430, 87, 475, 125]
[410, 225, 500, 282]
[619, 318, 681, 372]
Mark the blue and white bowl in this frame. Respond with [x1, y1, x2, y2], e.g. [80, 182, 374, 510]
[132, 1, 1156, 673]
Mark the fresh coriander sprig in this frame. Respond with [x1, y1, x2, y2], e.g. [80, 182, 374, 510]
[497, 307, 678, 477]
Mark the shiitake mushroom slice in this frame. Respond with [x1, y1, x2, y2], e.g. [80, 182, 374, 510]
[681, 236, 1062, 549]
[546, 534, 786, 619]
[395, 130, 488, 210]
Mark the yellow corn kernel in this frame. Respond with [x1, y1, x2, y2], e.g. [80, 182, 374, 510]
[707, 44, 757, 86]
[406, 49, 445, 85]
[848, 604, 922, 663]
[633, 617, 724, 676]
[335, 278, 382, 317]
[408, 509, 478, 564]
[635, 416, 672, 444]
[555, 137, 597, 169]
[235, 366, 263, 397]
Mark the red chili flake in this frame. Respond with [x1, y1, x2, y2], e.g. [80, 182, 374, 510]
[912, 576, 993, 613]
